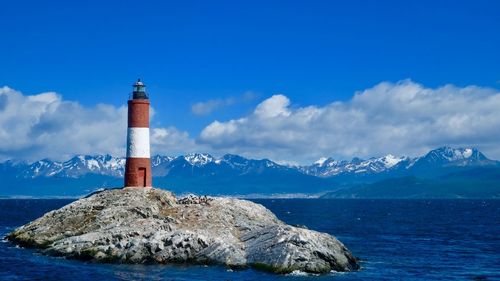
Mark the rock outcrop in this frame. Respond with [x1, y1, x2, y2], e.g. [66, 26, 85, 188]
[7, 188, 359, 274]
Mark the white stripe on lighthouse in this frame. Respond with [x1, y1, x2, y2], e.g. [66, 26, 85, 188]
[126, 127, 150, 158]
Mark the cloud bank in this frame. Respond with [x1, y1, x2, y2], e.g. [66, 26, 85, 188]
[199, 80, 500, 162]
[2, 80, 500, 163]
[0, 86, 195, 161]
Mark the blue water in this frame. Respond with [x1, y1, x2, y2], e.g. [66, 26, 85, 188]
[1, 199, 499, 280]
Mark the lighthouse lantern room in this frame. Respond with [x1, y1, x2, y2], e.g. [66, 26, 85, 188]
[124, 79, 152, 188]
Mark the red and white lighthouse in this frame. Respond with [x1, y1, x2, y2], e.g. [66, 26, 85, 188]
[124, 79, 152, 188]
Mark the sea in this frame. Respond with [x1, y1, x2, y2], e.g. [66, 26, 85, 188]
[0, 199, 499, 281]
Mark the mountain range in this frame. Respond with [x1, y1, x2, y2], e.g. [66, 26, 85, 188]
[0, 147, 498, 198]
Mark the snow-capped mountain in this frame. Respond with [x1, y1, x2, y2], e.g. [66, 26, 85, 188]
[409, 147, 494, 169]
[0, 146, 497, 180]
[18, 155, 126, 178]
[152, 153, 291, 177]
[301, 154, 410, 177]
[4, 152, 293, 179]
[184, 153, 215, 166]
[301, 147, 497, 178]
[0, 146, 498, 198]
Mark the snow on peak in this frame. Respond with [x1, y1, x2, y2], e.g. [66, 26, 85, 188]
[302, 153, 409, 177]
[448, 147, 471, 160]
[429, 147, 478, 162]
[380, 154, 405, 168]
[462, 148, 473, 158]
[265, 161, 275, 168]
[86, 159, 100, 170]
[151, 155, 174, 166]
[314, 157, 328, 166]
[184, 153, 215, 166]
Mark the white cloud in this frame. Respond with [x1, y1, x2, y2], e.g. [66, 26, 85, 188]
[0, 86, 195, 161]
[199, 80, 500, 163]
[191, 91, 257, 115]
[254, 94, 290, 118]
[150, 127, 201, 156]
[3, 80, 500, 164]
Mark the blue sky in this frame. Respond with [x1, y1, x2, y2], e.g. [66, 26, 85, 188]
[1, 0, 500, 163]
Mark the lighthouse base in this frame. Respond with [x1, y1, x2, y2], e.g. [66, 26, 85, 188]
[124, 158, 152, 188]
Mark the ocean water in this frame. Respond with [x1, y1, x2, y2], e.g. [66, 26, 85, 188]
[1, 199, 499, 280]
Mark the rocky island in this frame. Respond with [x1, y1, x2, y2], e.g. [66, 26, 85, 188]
[7, 188, 359, 274]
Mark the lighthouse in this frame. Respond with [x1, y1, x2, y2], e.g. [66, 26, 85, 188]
[124, 79, 152, 188]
